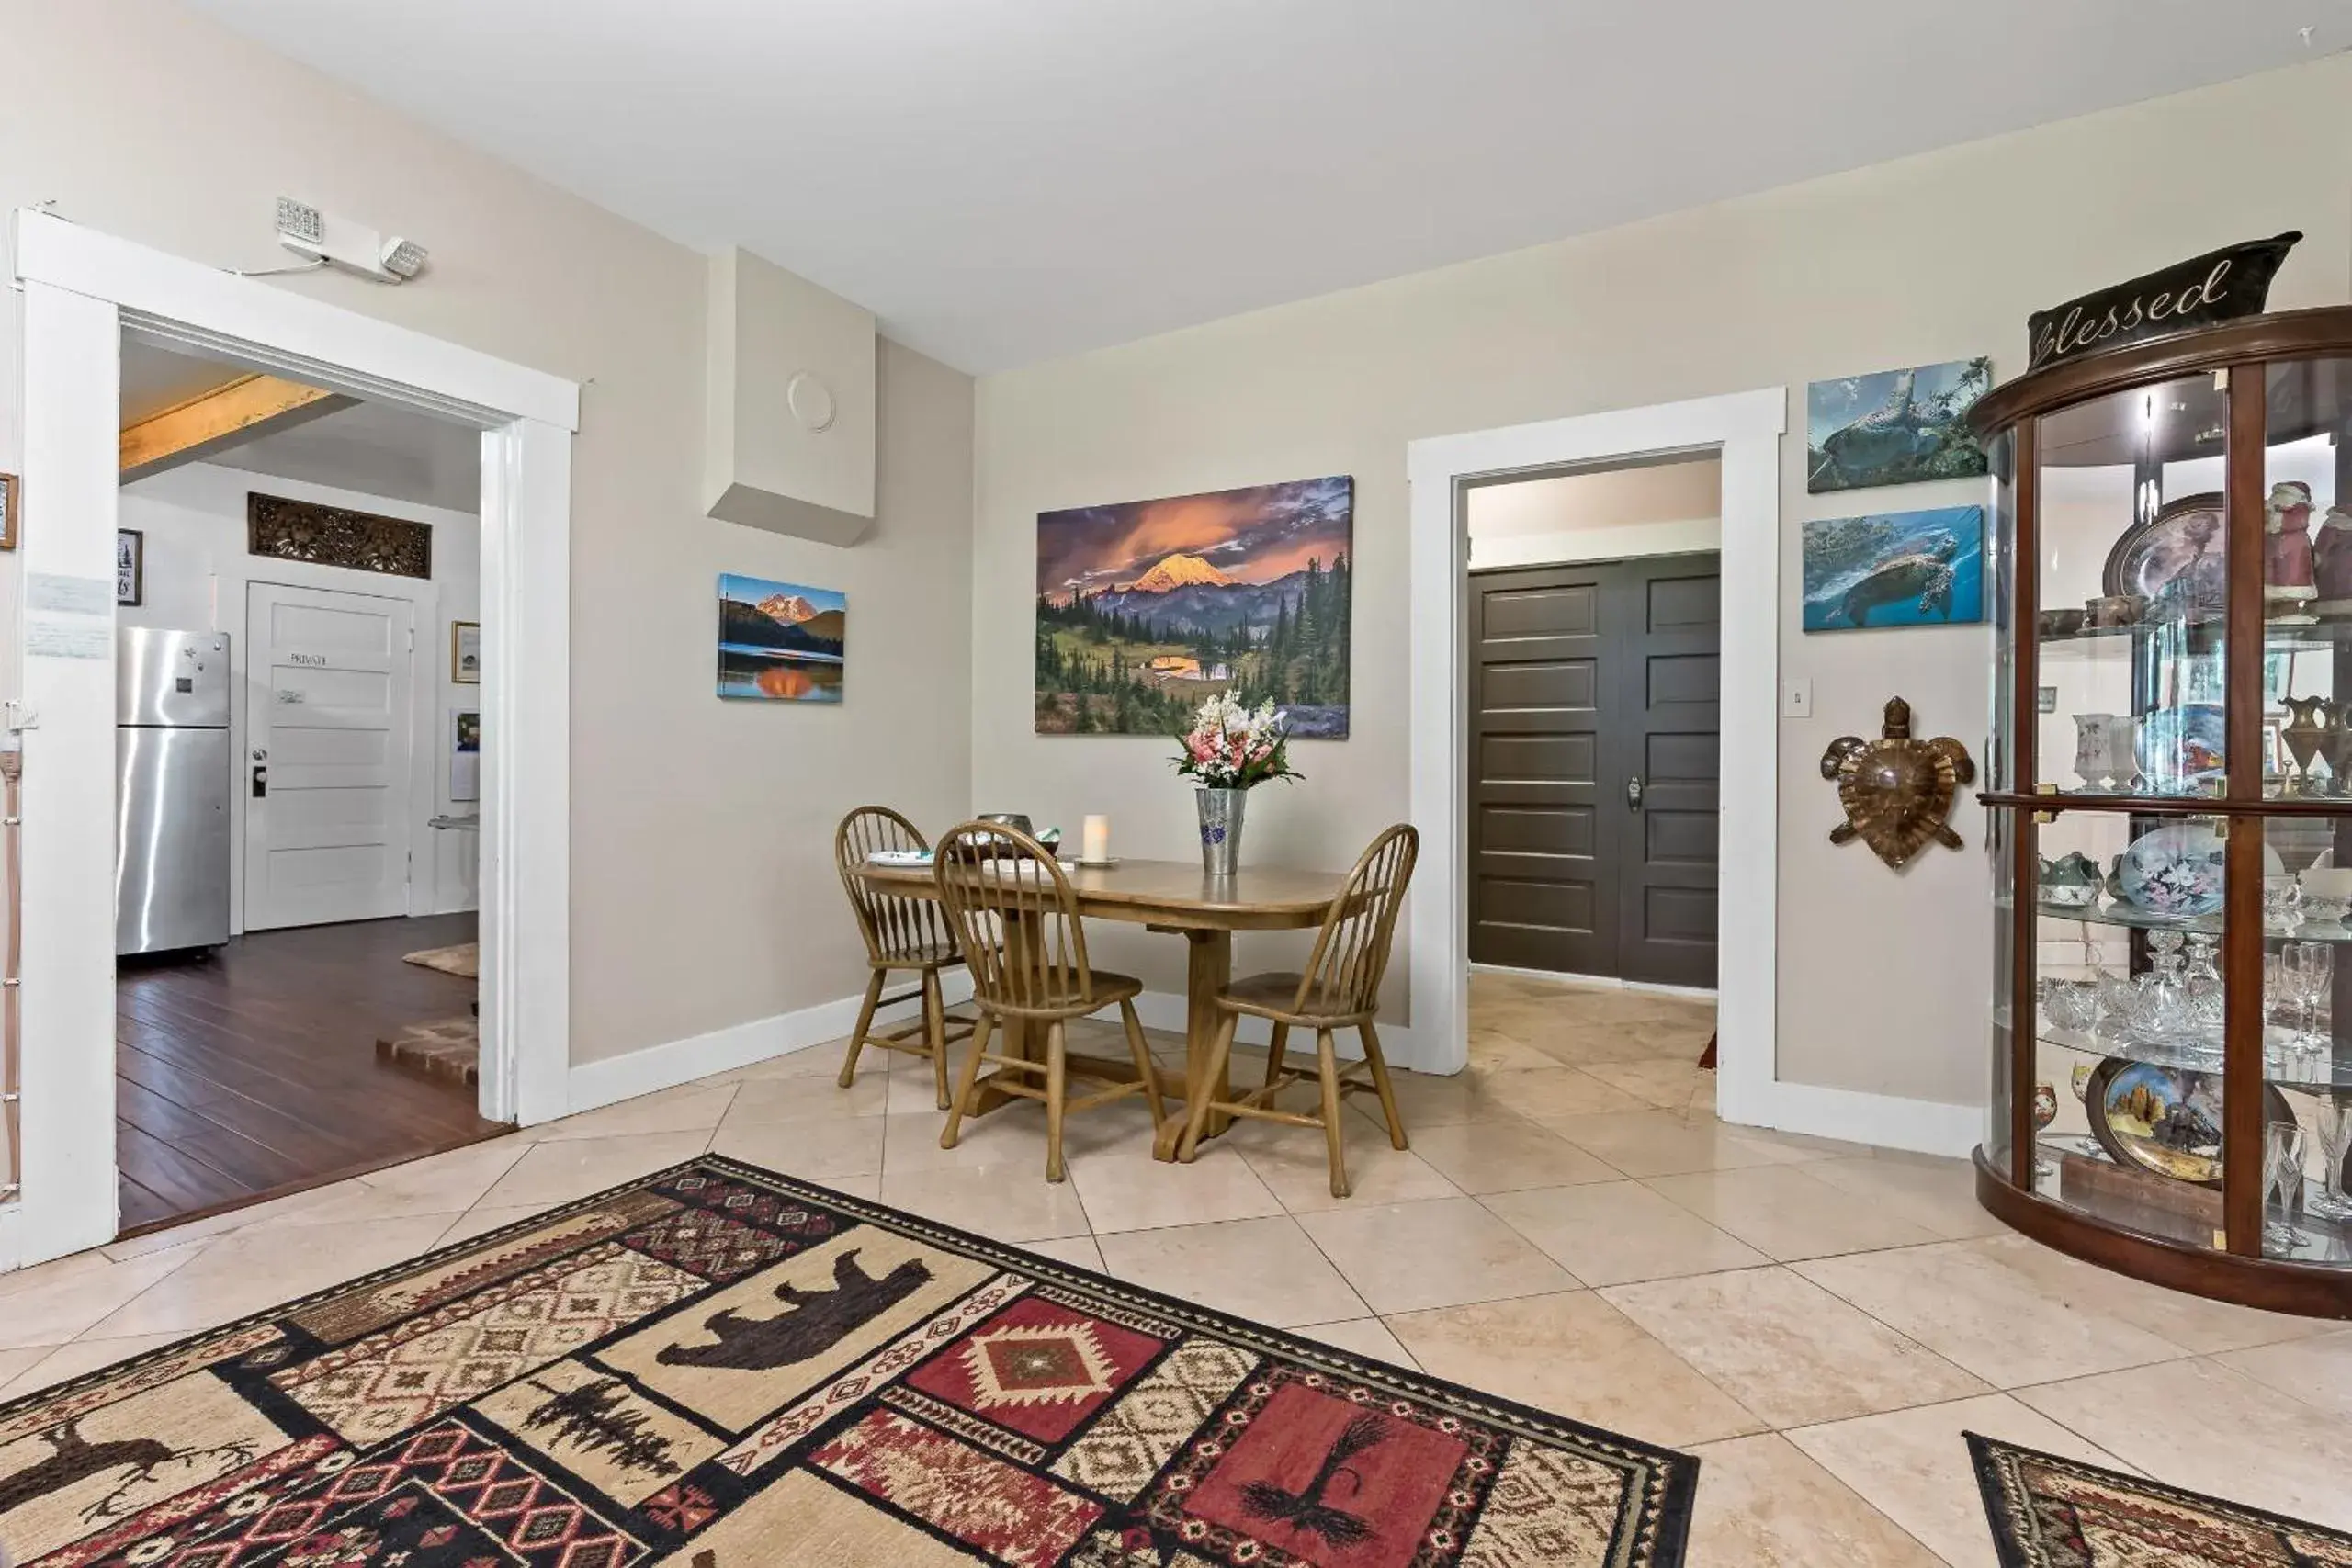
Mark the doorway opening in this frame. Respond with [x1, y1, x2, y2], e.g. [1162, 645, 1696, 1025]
[112, 336, 503, 1233]
[1406, 389, 1781, 1133]
[1459, 454, 1722, 1088]
[8, 211, 576, 1271]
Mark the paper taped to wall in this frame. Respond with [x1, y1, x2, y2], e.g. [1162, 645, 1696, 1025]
[26, 572, 111, 616]
[27, 619, 108, 660]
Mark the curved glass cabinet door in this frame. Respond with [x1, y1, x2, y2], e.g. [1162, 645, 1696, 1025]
[2034, 375, 2231, 802]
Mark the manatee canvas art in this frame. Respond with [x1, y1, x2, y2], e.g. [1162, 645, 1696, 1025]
[1802, 505, 1985, 631]
[1035, 475, 1352, 737]
[1806, 357, 1992, 493]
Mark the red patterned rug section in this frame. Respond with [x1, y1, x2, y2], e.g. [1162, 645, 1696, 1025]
[1969, 1432, 2352, 1567]
[0, 1155, 1696, 1567]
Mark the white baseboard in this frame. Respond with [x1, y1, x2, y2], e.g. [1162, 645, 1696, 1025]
[1720, 1076, 1981, 1160]
[564, 973, 1442, 1122]
[558, 974, 1971, 1163]
[564, 969, 975, 1117]
[0, 1203, 19, 1276]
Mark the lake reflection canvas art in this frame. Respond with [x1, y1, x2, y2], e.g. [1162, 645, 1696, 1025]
[718, 574, 845, 702]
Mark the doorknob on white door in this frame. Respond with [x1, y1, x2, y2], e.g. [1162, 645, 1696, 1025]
[251, 748, 267, 761]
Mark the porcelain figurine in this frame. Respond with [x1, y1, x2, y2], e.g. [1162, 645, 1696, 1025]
[2038, 851, 2102, 908]
[2314, 504, 2352, 617]
[2071, 713, 2129, 791]
[2266, 481, 2318, 623]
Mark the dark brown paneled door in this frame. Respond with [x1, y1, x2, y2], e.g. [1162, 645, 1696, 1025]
[1468, 554, 1720, 987]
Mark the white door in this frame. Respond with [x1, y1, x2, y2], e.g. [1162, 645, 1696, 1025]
[243, 582, 416, 930]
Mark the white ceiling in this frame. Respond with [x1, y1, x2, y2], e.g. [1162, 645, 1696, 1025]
[121, 340, 482, 513]
[182, 0, 2348, 372]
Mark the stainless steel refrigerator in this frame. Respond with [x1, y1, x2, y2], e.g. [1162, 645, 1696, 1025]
[117, 628, 232, 956]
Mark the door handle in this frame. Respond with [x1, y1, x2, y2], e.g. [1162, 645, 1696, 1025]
[252, 765, 268, 799]
[1625, 775, 1645, 811]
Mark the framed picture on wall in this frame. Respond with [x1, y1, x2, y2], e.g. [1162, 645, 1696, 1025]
[451, 621, 481, 684]
[450, 709, 481, 802]
[0, 472, 17, 550]
[115, 528, 144, 606]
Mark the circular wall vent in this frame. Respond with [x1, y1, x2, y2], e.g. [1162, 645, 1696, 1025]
[786, 371, 837, 434]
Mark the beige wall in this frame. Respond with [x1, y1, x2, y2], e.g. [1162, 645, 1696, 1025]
[973, 55, 2352, 1106]
[0, 0, 976, 1067]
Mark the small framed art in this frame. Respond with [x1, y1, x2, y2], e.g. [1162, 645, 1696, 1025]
[451, 620, 481, 684]
[115, 528, 143, 606]
[0, 472, 17, 550]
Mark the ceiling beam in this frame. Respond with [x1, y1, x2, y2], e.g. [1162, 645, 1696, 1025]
[119, 374, 356, 483]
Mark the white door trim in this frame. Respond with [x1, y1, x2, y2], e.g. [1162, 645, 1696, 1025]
[1405, 389, 1784, 1120]
[9, 209, 576, 1265]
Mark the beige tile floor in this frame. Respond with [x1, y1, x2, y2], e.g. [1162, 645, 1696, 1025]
[5, 968, 2349, 1565]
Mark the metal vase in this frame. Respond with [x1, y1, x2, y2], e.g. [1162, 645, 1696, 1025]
[1196, 787, 1246, 877]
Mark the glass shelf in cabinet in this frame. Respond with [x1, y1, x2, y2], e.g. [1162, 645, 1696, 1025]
[2035, 618, 2352, 654]
[2031, 899, 2352, 944]
[2031, 1023, 2352, 1093]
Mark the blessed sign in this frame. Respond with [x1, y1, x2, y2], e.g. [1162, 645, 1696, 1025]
[2026, 231, 2301, 371]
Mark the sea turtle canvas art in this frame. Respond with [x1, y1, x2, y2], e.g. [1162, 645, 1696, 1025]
[1806, 357, 1992, 492]
[1802, 506, 1985, 631]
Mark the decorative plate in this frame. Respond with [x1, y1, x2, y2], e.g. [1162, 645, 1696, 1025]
[2116, 822, 2226, 917]
[2084, 1057, 2295, 1189]
[2137, 705, 2226, 791]
[2103, 491, 2227, 614]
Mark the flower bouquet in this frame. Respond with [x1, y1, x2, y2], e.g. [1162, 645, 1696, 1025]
[1172, 694, 1298, 874]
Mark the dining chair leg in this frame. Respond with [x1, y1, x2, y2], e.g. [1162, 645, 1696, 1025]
[940, 1010, 994, 1150]
[1262, 1021, 1292, 1104]
[837, 969, 886, 1089]
[1117, 998, 1165, 1130]
[1360, 1020, 1408, 1150]
[1177, 1011, 1239, 1164]
[921, 967, 951, 1111]
[1317, 1027, 1350, 1200]
[1045, 1021, 1070, 1183]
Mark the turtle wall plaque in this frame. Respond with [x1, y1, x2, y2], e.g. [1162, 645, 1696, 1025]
[1821, 696, 1976, 869]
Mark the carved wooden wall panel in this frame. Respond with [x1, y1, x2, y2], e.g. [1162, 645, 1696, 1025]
[247, 491, 432, 580]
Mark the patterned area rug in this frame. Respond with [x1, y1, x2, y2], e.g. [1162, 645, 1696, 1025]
[0, 1155, 1695, 1567]
[1970, 1432, 2352, 1566]
[401, 942, 481, 979]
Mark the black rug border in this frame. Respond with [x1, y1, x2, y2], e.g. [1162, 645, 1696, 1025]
[1966, 1428, 2352, 1564]
[0, 1150, 1699, 1567]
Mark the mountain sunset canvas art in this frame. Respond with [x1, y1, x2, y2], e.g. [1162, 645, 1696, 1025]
[1035, 475, 1353, 736]
[718, 574, 845, 702]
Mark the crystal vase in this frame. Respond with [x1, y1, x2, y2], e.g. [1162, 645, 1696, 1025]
[1196, 787, 1246, 877]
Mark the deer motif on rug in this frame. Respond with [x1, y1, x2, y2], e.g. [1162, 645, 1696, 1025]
[0, 1419, 259, 1525]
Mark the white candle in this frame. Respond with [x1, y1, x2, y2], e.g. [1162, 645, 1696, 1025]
[1082, 815, 1111, 863]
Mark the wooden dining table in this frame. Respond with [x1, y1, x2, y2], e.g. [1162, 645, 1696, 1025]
[856, 857, 1346, 1159]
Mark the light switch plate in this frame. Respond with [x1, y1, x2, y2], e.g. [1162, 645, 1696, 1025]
[1781, 679, 1814, 718]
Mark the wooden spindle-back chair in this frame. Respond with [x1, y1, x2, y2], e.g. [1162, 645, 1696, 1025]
[1176, 823, 1419, 1196]
[832, 807, 974, 1109]
[932, 822, 1165, 1181]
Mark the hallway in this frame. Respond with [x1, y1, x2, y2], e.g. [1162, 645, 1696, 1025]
[115, 912, 506, 1232]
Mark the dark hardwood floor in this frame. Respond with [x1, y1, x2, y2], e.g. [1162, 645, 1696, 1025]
[116, 912, 510, 1235]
